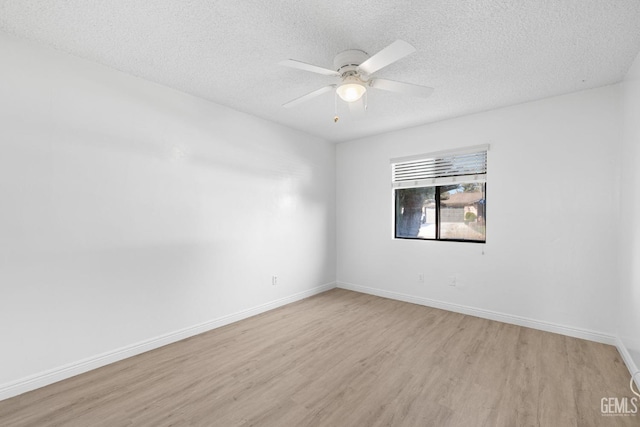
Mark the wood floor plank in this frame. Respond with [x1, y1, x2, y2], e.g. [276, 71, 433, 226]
[0, 289, 637, 426]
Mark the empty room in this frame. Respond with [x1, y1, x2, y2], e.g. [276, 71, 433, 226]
[1, 1, 640, 426]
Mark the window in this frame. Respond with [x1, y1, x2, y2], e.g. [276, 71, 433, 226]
[392, 145, 488, 243]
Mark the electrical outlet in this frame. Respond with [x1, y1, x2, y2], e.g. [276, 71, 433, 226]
[272, 275, 278, 286]
[418, 273, 424, 283]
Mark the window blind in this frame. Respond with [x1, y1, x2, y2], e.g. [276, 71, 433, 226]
[391, 144, 488, 189]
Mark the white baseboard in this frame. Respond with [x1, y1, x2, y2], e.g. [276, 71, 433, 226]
[0, 282, 336, 402]
[615, 336, 640, 390]
[337, 281, 616, 345]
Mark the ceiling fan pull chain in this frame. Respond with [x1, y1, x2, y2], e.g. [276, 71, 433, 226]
[334, 91, 339, 123]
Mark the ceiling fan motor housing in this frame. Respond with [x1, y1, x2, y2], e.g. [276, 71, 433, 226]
[333, 49, 369, 77]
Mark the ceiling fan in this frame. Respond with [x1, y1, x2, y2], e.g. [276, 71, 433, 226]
[279, 40, 434, 114]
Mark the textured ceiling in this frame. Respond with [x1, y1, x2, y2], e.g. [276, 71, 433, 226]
[1, 1, 640, 142]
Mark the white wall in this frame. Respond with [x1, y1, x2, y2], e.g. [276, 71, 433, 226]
[618, 52, 640, 374]
[337, 86, 621, 339]
[0, 34, 336, 393]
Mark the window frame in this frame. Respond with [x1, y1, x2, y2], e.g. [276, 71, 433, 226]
[393, 182, 486, 243]
[391, 145, 488, 244]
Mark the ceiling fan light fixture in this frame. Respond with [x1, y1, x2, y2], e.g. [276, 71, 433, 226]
[336, 82, 366, 103]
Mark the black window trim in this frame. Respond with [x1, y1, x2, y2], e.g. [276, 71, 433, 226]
[393, 182, 487, 244]
[391, 144, 488, 244]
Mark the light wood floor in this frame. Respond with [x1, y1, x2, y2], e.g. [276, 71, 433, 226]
[0, 289, 636, 426]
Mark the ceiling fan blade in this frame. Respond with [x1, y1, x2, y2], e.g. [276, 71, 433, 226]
[357, 40, 416, 75]
[279, 59, 340, 76]
[282, 85, 336, 108]
[369, 78, 434, 98]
